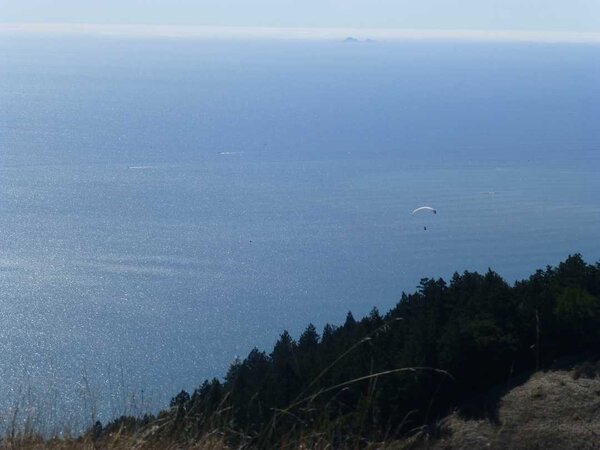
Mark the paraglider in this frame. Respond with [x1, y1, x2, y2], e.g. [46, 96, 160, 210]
[412, 206, 436, 230]
[412, 206, 436, 215]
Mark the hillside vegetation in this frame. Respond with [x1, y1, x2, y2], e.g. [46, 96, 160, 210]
[425, 364, 600, 449]
[5, 254, 600, 449]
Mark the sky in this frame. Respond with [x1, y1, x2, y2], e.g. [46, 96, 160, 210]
[1, 0, 600, 32]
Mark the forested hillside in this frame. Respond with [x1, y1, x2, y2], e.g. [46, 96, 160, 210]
[100, 254, 600, 448]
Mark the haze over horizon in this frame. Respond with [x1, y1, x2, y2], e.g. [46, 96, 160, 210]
[1, 0, 599, 34]
[2, 23, 600, 43]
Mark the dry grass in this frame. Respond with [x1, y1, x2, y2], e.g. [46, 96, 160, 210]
[414, 368, 600, 449]
[8, 367, 600, 449]
[0, 432, 230, 450]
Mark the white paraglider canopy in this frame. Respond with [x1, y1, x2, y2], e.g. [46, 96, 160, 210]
[412, 206, 436, 215]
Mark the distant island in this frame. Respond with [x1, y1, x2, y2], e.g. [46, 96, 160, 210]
[343, 37, 376, 43]
[7, 254, 600, 449]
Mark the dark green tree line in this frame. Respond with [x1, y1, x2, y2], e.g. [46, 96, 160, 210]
[106, 255, 600, 446]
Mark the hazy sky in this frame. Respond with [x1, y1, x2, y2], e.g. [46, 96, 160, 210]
[1, 0, 599, 32]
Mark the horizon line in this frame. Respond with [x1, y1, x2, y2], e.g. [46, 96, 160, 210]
[1, 23, 600, 44]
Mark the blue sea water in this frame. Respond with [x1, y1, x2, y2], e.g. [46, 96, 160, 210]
[0, 36, 599, 427]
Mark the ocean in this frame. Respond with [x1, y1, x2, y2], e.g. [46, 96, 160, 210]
[0, 35, 599, 427]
